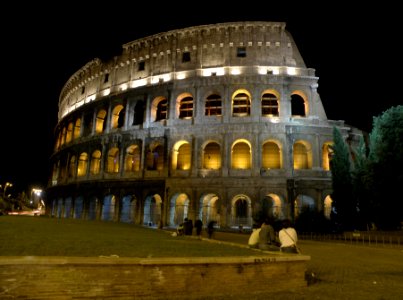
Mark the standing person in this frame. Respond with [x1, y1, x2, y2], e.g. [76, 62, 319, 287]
[207, 220, 216, 239]
[258, 217, 280, 251]
[183, 218, 193, 235]
[278, 219, 299, 254]
[194, 219, 203, 238]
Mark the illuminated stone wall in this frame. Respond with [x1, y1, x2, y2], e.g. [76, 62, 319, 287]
[47, 22, 363, 229]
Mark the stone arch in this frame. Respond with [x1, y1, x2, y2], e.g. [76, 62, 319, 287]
[261, 89, 280, 116]
[231, 139, 252, 169]
[262, 139, 282, 169]
[294, 194, 315, 218]
[323, 195, 333, 219]
[322, 142, 333, 171]
[230, 194, 252, 228]
[101, 194, 117, 221]
[202, 140, 222, 169]
[168, 193, 190, 226]
[199, 193, 221, 227]
[291, 90, 308, 117]
[120, 194, 137, 223]
[172, 140, 191, 170]
[143, 194, 162, 226]
[293, 140, 313, 169]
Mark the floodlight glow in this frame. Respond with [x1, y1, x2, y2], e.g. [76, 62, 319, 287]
[287, 67, 296, 75]
[131, 79, 147, 88]
[85, 95, 95, 103]
[120, 84, 128, 91]
[103, 88, 110, 96]
[202, 68, 225, 76]
[230, 68, 241, 75]
[176, 72, 186, 80]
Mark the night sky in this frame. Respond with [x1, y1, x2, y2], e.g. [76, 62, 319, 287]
[1, 3, 401, 193]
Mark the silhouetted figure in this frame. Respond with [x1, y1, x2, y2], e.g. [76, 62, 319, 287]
[194, 219, 203, 238]
[184, 218, 193, 235]
[207, 220, 216, 239]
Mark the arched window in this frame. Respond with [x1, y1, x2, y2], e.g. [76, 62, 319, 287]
[262, 141, 281, 169]
[291, 94, 306, 116]
[125, 145, 140, 172]
[68, 155, 76, 178]
[205, 94, 222, 116]
[179, 96, 193, 119]
[235, 198, 248, 218]
[73, 118, 81, 139]
[95, 109, 107, 133]
[322, 143, 333, 171]
[156, 98, 168, 121]
[261, 93, 279, 116]
[77, 152, 88, 177]
[133, 101, 144, 125]
[293, 142, 312, 169]
[146, 145, 164, 171]
[232, 92, 250, 116]
[90, 150, 102, 175]
[203, 142, 221, 169]
[66, 122, 73, 143]
[107, 147, 120, 173]
[111, 105, 124, 129]
[232, 141, 251, 169]
[61, 127, 66, 146]
[177, 143, 191, 170]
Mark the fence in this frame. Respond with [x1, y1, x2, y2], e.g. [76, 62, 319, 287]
[299, 231, 403, 248]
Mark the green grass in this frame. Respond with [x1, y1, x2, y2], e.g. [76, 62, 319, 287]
[0, 216, 264, 258]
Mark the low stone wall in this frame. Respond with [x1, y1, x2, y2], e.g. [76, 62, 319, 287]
[0, 254, 309, 299]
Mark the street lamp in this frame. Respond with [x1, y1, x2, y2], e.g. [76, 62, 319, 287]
[1, 182, 12, 198]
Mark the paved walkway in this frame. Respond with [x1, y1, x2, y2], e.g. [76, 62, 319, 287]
[205, 230, 403, 299]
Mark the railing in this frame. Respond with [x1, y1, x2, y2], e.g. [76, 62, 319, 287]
[299, 231, 403, 248]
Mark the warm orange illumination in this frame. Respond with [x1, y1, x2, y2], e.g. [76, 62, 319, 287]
[232, 142, 251, 169]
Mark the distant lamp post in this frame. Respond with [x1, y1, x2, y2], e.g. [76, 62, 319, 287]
[31, 188, 43, 208]
[1, 182, 13, 198]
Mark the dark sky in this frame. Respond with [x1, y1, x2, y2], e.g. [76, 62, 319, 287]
[1, 3, 401, 193]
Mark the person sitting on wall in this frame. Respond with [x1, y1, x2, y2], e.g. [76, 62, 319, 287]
[279, 219, 299, 254]
[248, 224, 261, 248]
[258, 217, 280, 251]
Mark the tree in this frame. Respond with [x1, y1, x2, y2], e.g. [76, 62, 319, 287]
[351, 135, 373, 229]
[330, 127, 357, 231]
[366, 105, 403, 229]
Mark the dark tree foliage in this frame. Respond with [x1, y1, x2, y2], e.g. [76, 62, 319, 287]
[351, 136, 373, 230]
[294, 207, 333, 233]
[367, 105, 403, 229]
[330, 127, 357, 231]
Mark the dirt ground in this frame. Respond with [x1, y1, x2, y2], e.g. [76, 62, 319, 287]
[209, 231, 403, 300]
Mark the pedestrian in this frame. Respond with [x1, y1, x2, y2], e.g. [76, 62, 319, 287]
[194, 219, 203, 238]
[278, 219, 299, 254]
[176, 222, 184, 236]
[258, 217, 280, 251]
[248, 224, 261, 248]
[207, 220, 216, 239]
[184, 218, 193, 235]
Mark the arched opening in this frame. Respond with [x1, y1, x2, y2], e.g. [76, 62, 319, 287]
[203, 142, 221, 169]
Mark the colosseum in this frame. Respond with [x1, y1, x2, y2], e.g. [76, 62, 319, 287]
[46, 21, 362, 229]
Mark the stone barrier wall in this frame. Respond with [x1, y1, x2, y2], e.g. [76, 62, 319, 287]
[0, 255, 310, 299]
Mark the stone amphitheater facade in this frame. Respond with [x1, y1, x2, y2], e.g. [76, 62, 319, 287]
[47, 21, 362, 229]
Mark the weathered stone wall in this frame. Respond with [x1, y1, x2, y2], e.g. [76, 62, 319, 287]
[0, 255, 309, 299]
